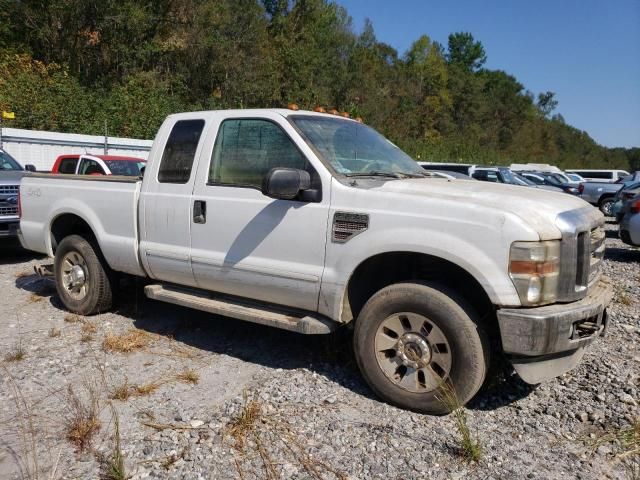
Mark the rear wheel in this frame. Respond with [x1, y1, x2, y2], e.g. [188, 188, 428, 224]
[353, 282, 489, 414]
[599, 197, 614, 216]
[54, 235, 115, 315]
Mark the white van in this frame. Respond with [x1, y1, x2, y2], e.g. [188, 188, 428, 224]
[566, 169, 629, 183]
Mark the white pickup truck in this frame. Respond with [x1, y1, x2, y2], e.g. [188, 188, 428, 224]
[19, 109, 612, 414]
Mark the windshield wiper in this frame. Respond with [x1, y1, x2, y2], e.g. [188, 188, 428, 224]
[345, 171, 403, 179]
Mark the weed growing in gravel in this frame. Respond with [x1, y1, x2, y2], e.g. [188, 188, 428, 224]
[109, 379, 132, 401]
[102, 329, 151, 353]
[48, 327, 61, 338]
[28, 293, 43, 303]
[65, 384, 101, 452]
[4, 342, 26, 362]
[82, 322, 98, 334]
[437, 382, 482, 462]
[591, 418, 640, 458]
[228, 392, 262, 451]
[65, 314, 82, 323]
[98, 404, 126, 480]
[618, 291, 633, 306]
[134, 381, 163, 396]
[175, 368, 199, 385]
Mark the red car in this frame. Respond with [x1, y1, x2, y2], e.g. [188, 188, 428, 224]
[51, 154, 146, 176]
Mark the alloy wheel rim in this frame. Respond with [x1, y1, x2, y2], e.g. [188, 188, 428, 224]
[61, 251, 89, 300]
[374, 312, 452, 393]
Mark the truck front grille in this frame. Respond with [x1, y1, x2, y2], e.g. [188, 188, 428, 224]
[0, 206, 18, 216]
[0, 185, 19, 195]
[556, 208, 605, 302]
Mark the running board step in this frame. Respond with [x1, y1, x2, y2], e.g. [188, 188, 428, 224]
[144, 284, 336, 335]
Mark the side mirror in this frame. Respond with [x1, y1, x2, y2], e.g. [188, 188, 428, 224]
[262, 168, 311, 200]
[25, 164, 36, 172]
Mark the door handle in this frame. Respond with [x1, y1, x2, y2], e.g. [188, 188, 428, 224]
[193, 200, 206, 224]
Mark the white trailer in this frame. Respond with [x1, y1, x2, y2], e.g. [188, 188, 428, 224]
[0, 127, 152, 171]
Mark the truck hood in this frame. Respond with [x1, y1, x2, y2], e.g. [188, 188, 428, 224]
[0, 171, 25, 185]
[373, 178, 593, 239]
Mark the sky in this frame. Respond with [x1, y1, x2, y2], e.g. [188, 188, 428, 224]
[336, 0, 640, 148]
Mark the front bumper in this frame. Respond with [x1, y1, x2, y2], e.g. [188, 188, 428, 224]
[0, 219, 20, 238]
[496, 277, 613, 383]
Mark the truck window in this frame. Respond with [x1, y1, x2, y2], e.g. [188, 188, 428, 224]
[58, 157, 78, 174]
[209, 119, 308, 188]
[78, 159, 106, 175]
[158, 119, 205, 184]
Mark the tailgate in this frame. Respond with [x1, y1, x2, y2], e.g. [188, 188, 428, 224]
[20, 174, 145, 276]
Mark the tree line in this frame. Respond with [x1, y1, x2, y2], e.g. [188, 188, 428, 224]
[0, 0, 637, 170]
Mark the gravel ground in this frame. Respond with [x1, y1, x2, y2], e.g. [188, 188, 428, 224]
[0, 222, 638, 480]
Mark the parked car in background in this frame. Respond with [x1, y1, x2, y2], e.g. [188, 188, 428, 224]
[578, 175, 639, 216]
[19, 108, 612, 414]
[472, 167, 563, 192]
[567, 169, 629, 183]
[619, 194, 640, 246]
[51, 154, 146, 176]
[612, 183, 640, 222]
[418, 167, 472, 180]
[0, 149, 36, 238]
[416, 162, 474, 175]
[519, 172, 580, 195]
[566, 172, 586, 183]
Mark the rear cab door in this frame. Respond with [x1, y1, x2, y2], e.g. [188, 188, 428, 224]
[138, 115, 207, 287]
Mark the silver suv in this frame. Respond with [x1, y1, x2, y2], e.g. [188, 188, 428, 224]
[0, 149, 33, 238]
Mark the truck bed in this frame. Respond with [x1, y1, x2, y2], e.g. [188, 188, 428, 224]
[19, 174, 146, 276]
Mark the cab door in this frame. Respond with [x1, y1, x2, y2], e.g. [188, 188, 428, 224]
[139, 118, 207, 287]
[189, 114, 331, 311]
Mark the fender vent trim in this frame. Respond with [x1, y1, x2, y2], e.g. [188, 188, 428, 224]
[332, 212, 369, 243]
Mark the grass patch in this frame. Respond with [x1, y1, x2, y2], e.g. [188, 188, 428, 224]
[109, 379, 132, 401]
[65, 384, 101, 452]
[48, 327, 61, 338]
[175, 369, 199, 385]
[103, 329, 151, 353]
[437, 382, 482, 462]
[4, 342, 26, 362]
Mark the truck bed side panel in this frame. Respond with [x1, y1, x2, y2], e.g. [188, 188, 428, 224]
[20, 175, 146, 277]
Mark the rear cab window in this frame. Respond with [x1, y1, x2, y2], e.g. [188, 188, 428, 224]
[58, 157, 78, 174]
[158, 119, 206, 184]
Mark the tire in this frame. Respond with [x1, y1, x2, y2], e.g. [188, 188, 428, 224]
[353, 282, 489, 415]
[599, 197, 614, 216]
[54, 234, 114, 315]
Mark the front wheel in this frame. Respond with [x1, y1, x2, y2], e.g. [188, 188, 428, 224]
[599, 197, 614, 216]
[54, 234, 115, 315]
[353, 282, 489, 414]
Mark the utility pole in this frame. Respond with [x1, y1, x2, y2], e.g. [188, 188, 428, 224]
[104, 120, 108, 155]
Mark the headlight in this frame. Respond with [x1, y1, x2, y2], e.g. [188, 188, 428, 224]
[509, 240, 560, 306]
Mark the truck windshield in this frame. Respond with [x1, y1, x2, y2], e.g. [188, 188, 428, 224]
[0, 151, 22, 171]
[290, 116, 424, 177]
[104, 160, 145, 176]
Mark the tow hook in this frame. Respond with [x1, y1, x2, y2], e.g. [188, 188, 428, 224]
[34, 264, 54, 278]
